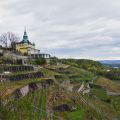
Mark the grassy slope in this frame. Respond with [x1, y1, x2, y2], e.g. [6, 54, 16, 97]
[43, 65, 101, 120]
[94, 77, 120, 117]
[95, 77, 120, 92]
[1, 64, 120, 120]
[0, 87, 48, 120]
[65, 109, 85, 120]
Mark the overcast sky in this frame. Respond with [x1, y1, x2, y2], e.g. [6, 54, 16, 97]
[0, 0, 120, 60]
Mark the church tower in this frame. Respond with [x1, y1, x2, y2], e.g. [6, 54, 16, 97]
[15, 29, 35, 55]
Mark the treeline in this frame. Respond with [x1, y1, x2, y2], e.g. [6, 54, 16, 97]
[103, 63, 120, 68]
[99, 69, 120, 80]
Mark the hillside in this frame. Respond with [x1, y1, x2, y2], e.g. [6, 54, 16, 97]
[51, 58, 104, 72]
[0, 59, 120, 120]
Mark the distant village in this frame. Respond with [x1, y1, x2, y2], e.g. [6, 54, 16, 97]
[0, 29, 51, 64]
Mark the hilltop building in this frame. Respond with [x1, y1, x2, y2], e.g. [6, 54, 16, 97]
[15, 29, 50, 59]
[15, 29, 39, 55]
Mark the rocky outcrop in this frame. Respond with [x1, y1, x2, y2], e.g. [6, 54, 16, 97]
[12, 79, 54, 98]
[29, 82, 42, 92]
[19, 85, 29, 97]
[61, 80, 73, 92]
[78, 82, 84, 92]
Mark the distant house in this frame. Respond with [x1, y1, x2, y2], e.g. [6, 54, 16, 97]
[15, 29, 50, 59]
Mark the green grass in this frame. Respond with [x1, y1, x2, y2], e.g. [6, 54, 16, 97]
[110, 96, 120, 116]
[0, 87, 48, 120]
[40, 67, 60, 76]
[90, 88, 108, 100]
[65, 109, 85, 120]
[84, 89, 118, 120]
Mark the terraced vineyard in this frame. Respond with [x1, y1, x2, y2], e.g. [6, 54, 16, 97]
[0, 64, 120, 120]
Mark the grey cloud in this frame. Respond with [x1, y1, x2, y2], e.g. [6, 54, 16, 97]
[0, 0, 120, 59]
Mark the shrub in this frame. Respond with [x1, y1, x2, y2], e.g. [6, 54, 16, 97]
[35, 58, 46, 65]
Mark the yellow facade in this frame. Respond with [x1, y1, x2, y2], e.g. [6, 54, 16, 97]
[16, 43, 34, 55]
[15, 30, 35, 55]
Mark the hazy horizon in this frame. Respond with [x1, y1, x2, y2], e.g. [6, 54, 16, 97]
[56, 57, 120, 61]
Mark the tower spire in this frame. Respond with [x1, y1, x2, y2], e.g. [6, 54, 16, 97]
[24, 26, 27, 36]
[23, 27, 28, 42]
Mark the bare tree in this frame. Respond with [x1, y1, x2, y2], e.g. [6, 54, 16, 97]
[0, 33, 8, 48]
[0, 32, 20, 49]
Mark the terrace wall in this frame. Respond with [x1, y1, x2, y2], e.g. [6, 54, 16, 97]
[8, 71, 44, 81]
[0, 65, 34, 72]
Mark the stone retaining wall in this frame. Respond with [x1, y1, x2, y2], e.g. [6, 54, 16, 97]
[0, 65, 34, 72]
[8, 71, 44, 81]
